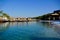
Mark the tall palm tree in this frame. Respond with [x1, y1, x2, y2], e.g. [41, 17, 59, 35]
[0, 10, 3, 16]
[0, 10, 10, 19]
[3, 13, 10, 19]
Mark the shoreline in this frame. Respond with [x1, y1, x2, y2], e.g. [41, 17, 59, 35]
[0, 20, 37, 23]
[1, 19, 60, 23]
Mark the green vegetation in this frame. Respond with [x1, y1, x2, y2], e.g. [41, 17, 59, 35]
[0, 10, 60, 21]
[33, 10, 60, 20]
[0, 10, 10, 19]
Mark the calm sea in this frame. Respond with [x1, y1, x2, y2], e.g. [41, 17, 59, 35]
[0, 22, 60, 40]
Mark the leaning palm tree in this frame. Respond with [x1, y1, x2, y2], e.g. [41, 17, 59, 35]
[0, 10, 10, 19]
[0, 10, 3, 16]
[3, 13, 10, 19]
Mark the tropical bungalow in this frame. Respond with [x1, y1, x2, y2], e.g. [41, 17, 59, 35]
[16, 17, 27, 22]
[9, 17, 16, 22]
[0, 16, 8, 22]
[2, 16, 9, 21]
[27, 17, 37, 21]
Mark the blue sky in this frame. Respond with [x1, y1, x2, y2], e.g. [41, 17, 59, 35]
[0, 0, 60, 17]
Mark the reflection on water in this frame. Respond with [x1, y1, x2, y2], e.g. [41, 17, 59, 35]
[0, 22, 9, 32]
[0, 22, 60, 40]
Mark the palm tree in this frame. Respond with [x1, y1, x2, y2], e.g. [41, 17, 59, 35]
[0, 10, 10, 19]
[3, 13, 10, 19]
[0, 10, 3, 16]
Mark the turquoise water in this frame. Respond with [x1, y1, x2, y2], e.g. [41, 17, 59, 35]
[0, 22, 60, 40]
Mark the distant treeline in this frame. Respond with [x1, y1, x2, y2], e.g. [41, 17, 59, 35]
[33, 10, 60, 20]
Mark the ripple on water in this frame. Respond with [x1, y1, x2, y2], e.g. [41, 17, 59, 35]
[0, 22, 60, 40]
